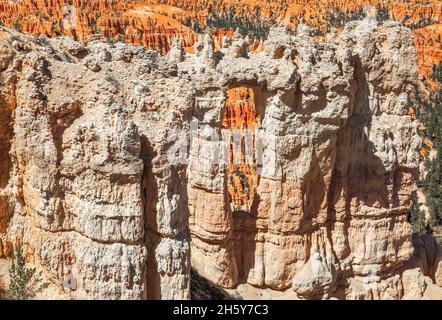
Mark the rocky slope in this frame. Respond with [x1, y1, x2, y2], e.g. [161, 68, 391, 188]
[0, 16, 441, 299]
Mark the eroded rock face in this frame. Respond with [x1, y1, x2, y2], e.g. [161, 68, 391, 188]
[2, 1, 441, 79]
[186, 19, 429, 299]
[0, 28, 193, 299]
[0, 17, 440, 299]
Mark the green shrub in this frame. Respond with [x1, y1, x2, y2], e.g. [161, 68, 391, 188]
[6, 247, 49, 300]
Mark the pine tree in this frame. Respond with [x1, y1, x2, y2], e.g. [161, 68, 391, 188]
[409, 193, 429, 235]
[6, 247, 49, 300]
[14, 20, 21, 32]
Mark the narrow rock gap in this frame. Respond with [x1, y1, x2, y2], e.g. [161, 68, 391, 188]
[0, 98, 13, 189]
[221, 85, 266, 288]
[222, 86, 261, 212]
[0, 93, 14, 252]
[139, 135, 159, 299]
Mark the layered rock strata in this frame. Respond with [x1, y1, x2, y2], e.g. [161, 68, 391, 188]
[0, 17, 441, 299]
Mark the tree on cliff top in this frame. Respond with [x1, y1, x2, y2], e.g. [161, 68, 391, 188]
[6, 247, 49, 300]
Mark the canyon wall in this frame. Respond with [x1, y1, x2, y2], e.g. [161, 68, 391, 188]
[0, 17, 441, 299]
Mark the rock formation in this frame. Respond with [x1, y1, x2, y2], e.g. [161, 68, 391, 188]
[1, 1, 442, 78]
[0, 16, 441, 300]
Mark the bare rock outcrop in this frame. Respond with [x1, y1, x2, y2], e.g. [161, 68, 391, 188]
[0, 17, 441, 300]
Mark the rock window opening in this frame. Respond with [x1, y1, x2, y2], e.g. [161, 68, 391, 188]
[222, 87, 261, 212]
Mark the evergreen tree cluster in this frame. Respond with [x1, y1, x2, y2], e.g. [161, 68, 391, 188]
[184, 7, 275, 41]
[376, 8, 391, 22]
[327, 7, 366, 30]
[327, 6, 390, 32]
[405, 16, 437, 30]
[414, 65, 442, 230]
[206, 7, 275, 41]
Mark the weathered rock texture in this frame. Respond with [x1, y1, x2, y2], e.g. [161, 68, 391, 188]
[0, 17, 441, 300]
[1, 1, 441, 78]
